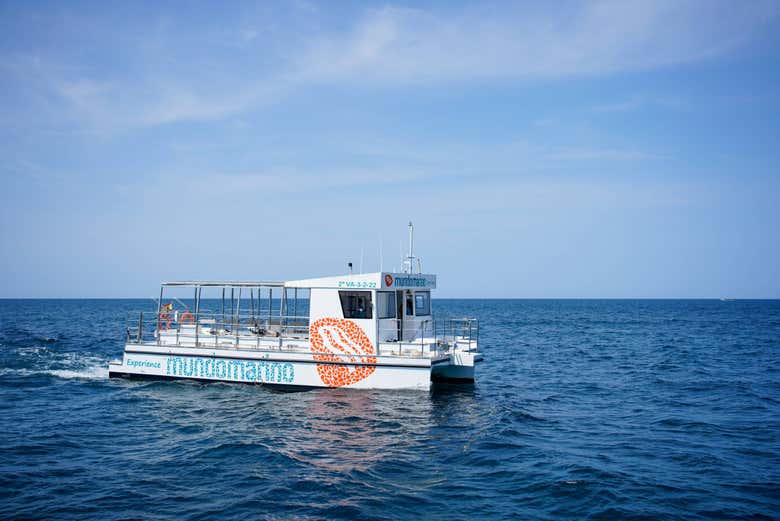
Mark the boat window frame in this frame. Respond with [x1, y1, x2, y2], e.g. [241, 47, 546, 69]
[376, 291, 396, 319]
[414, 291, 431, 316]
[338, 290, 373, 319]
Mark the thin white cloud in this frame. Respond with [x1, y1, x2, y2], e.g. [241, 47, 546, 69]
[184, 168, 427, 195]
[2, 0, 778, 131]
[587, 94, 689, 113]
[129, 135, 664, 201]
[132, 167, 430, 202]
[544, 147, 660, 162]
[296, 0, 779, 83]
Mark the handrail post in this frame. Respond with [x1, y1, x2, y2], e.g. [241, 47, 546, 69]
[468, 320, 472, 351]
[137, 312, 143, 344]
[194, 286, 200, 347]
[420, 320, 424, 354]
[398, 319, 402, 356]
[157, 286, 163, 346]
[450, 319, 454, 352]
[255, 292, 263, 349]
[268, 288, 273, 331]
[235, 287, 241, 347]
[279, 287, 285, 349]
[475, 319, 479, 349]
[432, 318, 436, 355]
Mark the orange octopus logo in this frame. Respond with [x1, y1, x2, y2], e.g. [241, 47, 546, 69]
[309, 318, 377, 387]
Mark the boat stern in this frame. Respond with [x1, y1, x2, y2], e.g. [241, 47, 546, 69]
[430, 350, 480, 383]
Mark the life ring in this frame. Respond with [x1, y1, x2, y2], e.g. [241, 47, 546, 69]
[180, 311, 195, 325]
[159, 312, 172, 330]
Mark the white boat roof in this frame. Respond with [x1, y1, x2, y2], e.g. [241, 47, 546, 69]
[285, 272, 436, 290]
[163, 272, 436, 290]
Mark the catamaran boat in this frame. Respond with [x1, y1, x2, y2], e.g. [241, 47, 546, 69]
[108, 225, 482, 390]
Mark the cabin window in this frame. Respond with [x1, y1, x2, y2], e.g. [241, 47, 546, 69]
[415, 291, 431, 316]
[406, 292, 414, 316]
[377, 291, 396, 319]
[338, 291, 373, 319]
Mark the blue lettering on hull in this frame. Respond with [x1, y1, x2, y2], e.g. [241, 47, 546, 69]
[165, 357, 295, 384]
[127, 358, 161, 369]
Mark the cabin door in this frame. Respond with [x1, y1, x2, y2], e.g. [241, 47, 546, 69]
[397, 290, 417, 341]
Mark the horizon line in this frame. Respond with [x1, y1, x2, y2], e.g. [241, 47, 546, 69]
[0, 297, 778, 301]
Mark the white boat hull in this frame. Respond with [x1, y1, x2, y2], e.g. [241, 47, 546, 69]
[108, 344, 477, 390]
[431, 352, 479, 382]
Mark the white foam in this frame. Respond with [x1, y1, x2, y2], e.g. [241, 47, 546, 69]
[0, 367, 36, 376]
[0, 361, 109, 380]
[47, 364, 109, 380]
[17, 346, 47, 356]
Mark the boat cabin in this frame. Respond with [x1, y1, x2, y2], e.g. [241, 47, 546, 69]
[286, 271, 437, 347]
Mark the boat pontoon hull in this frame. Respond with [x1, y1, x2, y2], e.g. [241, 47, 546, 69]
[108, 344, 477, 390]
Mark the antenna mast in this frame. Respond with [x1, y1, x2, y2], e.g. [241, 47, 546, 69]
[409, 221, 414, 264]
[403, 221, 419, 274]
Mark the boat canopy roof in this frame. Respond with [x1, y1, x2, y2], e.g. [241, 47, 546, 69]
[162, 272, 436, 290]
[162, 281, 285, 287]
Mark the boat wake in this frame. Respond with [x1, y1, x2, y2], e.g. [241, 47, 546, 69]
[0, 363, 109, 380]
[46, 364, 109, 380]
[0, 348, 109, 381]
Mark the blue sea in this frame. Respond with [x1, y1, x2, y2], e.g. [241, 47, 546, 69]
[0, 299, 778, 520]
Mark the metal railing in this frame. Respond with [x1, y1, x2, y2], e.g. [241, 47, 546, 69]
[376, 317, 479, 355]
[127, 310, 309, 346]
[126, 311, 478, 358]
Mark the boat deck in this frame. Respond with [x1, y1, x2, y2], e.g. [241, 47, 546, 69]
[149, 327, 473, 359]
[127, 314, 478, 361]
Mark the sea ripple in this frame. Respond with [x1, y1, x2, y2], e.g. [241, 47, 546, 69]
[0, 298, 778, 520]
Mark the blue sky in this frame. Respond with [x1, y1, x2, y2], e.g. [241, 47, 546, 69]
[1, 0, 779, 298]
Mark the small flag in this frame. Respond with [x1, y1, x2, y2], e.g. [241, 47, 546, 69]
[162, 302, 173, 312]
